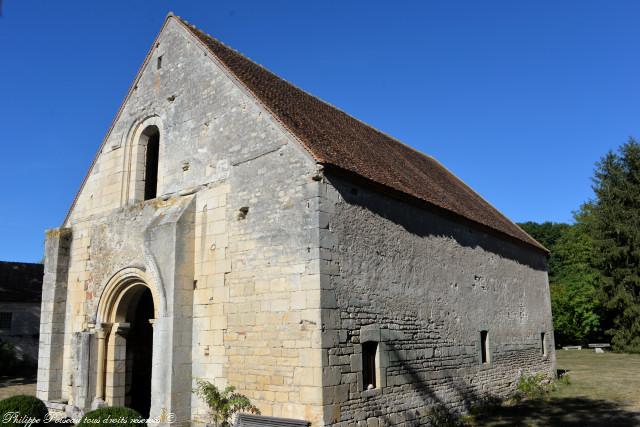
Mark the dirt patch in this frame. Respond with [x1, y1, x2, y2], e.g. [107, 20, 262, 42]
[0, 375, 37, 400]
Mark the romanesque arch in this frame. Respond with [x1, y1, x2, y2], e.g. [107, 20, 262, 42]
[94, 267, 160, 417]
[121, 115, 165, 205]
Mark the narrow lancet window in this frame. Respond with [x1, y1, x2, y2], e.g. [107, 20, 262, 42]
[480, 330, 489, 364]
[143, 128, 159, 200]
[362, 341, 378, 389]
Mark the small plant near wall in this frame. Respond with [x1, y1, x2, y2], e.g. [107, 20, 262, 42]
[193, 379, 260, 427]
[514, 373, 556, 401]
[426, 404, 467, 427]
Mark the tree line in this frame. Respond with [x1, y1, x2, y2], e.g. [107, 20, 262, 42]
[518, 139, 640, 353]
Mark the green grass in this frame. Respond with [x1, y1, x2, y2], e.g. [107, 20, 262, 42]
[470, 350, 640, 426]
[553, 350, 640, 410]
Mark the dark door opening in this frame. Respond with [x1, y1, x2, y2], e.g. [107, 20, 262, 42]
[125, 287, 154, 418]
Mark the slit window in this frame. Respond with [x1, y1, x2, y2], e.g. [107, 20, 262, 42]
[0, 312, 12, 330]
[362, 341, 378, 390]
[480, 330, 489, 364]
[541, 332, 547, 356]
[157, 55, 163, 70]
[143, 129, 160, 200]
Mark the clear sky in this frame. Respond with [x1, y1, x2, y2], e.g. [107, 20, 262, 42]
[1, 1, 639, 262]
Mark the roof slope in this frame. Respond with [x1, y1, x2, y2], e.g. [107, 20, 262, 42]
[0, 261, 44, 303]
[176, 16, 544, 253]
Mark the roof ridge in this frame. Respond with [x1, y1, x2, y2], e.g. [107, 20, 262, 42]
[425, 156, 548, 251]
[61, 14, 546, 254]
[173, 16, 441, 158]
[174, 15, 381, 134]
[173, 14, 546, 253]
[172, 15, 323, 163]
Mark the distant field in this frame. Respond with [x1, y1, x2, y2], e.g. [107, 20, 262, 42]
[474, 350, 640, 426]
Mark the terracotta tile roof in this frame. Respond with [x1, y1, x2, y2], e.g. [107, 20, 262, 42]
[0, 261, 44, 303]
[175, 16, 545, 253]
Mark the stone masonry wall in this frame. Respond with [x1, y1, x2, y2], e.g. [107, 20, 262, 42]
[319, 174, 555, 426]
[54, 17, 325, 424]
[190, 143, 325, 424]
[0, 302, 41, 363]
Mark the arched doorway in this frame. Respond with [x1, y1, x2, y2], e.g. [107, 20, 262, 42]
[96, 270, 157, 418]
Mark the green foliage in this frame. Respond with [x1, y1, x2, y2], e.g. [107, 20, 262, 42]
[518, 221, 571, 277]
[585, 138, 640, 353]
[426, 405, 466, 427]
[518, 221, 603, 346]
[514, 373, 555, 401]
[77, 407, 146, 427]
[521, 139, 640, 351]
[193, 379, 260, 427]
[550, 221, 603, 345]
[0, 395, 49, 426]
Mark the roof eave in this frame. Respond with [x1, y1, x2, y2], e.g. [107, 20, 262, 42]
[321, 163, 550, 256]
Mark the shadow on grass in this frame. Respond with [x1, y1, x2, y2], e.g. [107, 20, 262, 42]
[474, 397, 640, 427]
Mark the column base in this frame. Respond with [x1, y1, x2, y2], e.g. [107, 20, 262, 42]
[91, 397, 108, 410]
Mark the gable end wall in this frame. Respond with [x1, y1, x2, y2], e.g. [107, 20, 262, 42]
[50, 18, 325, 425]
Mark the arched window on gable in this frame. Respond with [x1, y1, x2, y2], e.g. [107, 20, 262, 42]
[142, 126, 160, 200]
[123, 119, 163, 205]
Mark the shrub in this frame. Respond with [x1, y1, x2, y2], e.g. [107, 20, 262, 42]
[514, 373, 555, 401]
[557, 371, 571, 386]
[194, 379, 260, 427]
[426, 405, 466, 427]
[77, 407, 146, 427]
[0, 395, 49, 426]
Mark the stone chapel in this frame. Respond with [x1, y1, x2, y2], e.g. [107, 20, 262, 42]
[37, 13, 555, 426]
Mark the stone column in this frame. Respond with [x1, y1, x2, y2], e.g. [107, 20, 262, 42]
[71, 331, 93, 411]
[94, 326, 109, 402]
[105, 323, 129, 407]
[37, 227, 72, 402]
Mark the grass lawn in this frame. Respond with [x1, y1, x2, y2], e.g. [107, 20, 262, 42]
[553, 350, 640, 411]
[473, 350, 640, 426]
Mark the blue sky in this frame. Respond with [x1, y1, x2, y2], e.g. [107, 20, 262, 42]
[1, 1, 639, 262]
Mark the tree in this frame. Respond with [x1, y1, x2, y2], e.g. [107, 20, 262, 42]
[518, 221, 571, 281]
[548, 218, 602, 345]
[193, 380, 260, 427]
[518, 220, 603, 346]
[586, 139, 640, 352]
